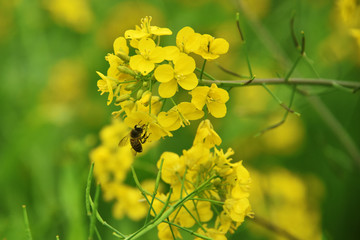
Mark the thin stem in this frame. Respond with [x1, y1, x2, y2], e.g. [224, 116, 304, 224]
[88, 197, 126, 238]
[163, 220, 213, 240]
[89, 184, 101, 240]
[261, 83, 300, 116]
[200, 78, 360, 90]
[195, 67, 216, 80]
[145, 158, 165, 224]
[86, 163, 95, 216]
[199, 60, 207, 81]
[131, 166, 157, 217]
[148, 80, 153, 115]
[125, 175, 218, 240]
[250, 216, 301, 240]
[22, 205, 33, 240]
[255, 85, 297, 137]
[284, 55, 302, 82]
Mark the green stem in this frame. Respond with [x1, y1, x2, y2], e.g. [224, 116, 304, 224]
[284, 55, 302, 82]
[22, 205, 33, 240]
[86, 163, 94, 216]
[125, 175, 218, 240]
[199, 60, 207, 81]
[255, 85, 297, 137]
[89, 184, 101, 240]
[163, 220, 213, 240]
[195, 67, 216, 80]
[200, 78, 360, 91]
[261, 83, 300, 116]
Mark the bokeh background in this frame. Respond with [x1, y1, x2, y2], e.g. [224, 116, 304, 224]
[1, 0, 360, 239]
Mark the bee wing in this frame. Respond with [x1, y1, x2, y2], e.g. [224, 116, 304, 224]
[118, 134, 130, 147]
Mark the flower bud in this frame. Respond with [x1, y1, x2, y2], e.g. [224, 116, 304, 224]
[117, 65, 136, 76]
[136, 89, 144, 100]
[115, 94, 131, 104]
[125, 83, 138, 91]
[117, 52, 130, 62]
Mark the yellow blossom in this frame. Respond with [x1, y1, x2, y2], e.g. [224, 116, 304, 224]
[224, 198, 252, 223]
[157, 152, 185, 185]
[112, 184, 148, 220]
[155, 53, 198, 98]
[190, 83, 229, 118]
[124, 16, 172, 40]
[96, 71, 116, 105]
[182, 144, 210, 170]
[129, 38, 165, 75]
[193, 119, 222, 148]
[157, 222, 181, 240]
[196, 225, 227, 240]
[176, 26, 201, 54]
[195, 34, 229, 60]
[157, 102, 204, 131]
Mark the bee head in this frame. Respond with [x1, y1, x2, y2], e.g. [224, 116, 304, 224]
[134, 124, 144, 133]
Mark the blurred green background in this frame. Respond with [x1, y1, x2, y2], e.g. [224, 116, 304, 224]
[1, 0, 360, 239]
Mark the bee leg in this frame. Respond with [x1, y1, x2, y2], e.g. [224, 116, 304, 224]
[141, 132, 151, 144]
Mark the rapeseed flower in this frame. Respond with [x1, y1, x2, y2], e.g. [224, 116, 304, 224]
[154, 53, 198, 98]
[157, 102, 204, 131]
[190, 83, 229, 118]
[176, 26, 201, 54]
[195, 34, 229, 60]
[125, 16, 172, 40]
[129, 38, 165, 75]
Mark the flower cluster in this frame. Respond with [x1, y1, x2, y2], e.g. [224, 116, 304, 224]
[89, 120, 151, 220]
[153, 119, 253, 239]
[96, 16, 230, 144]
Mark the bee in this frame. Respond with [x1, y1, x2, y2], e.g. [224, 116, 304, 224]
[118, 123, 150, 154]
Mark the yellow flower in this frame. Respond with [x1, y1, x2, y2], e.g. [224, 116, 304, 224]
[190, 83, 229, 118]
[193, 119, 222, 148]
[157, 152, 185, 185]
[176, 26, 201, 54]
[195, 34, 229, 60]
[124, 111, 172, 142]
[96, 71, 116, 105]
[157, 222, 181, 240]
[129, 38, 164, 75]
[157, 102, 204, 131]
[125, 16, 172, 40]
[154, 53, 198, 98]
[112, 184, 148, 220]
[182, 144, 210, 170]
[195, 225, 227, 240]
[224, 198, 251, 223]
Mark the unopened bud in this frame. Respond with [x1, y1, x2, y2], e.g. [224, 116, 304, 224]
[141, 90, 152, 104]
[117, 52, 130, 62]
[125, 83, 137, 91]
[142, 81, 149, 87]
[115, 94, 131, 103]
[117, 65, 136, 76]
[136, 89, 144, 100]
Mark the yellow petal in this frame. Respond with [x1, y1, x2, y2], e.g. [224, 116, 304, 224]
[149, 46, 165, 63]
[96, 71, 113, 105]
[174, 53, 195, 75]
[177, 102, 204, 120]
[129, 55, 154, 75]
[163, 46, 180, 61]
[154, 64, 175, 83]
[113, 37, 129, 55]
[158, 79, 178, 98]
[210, 38, 229, 55]
[189, 86, 209, 110]
[124, 29, 147, 39]
[209, 84, 229, 103]
[177, 73, 198, 90]
[207, 101, 227, 118]
[150, 26, 172, 36]
[158, 111, 182, 131]
[176, 27, 201, 53]
[138, 38, 155, 53]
